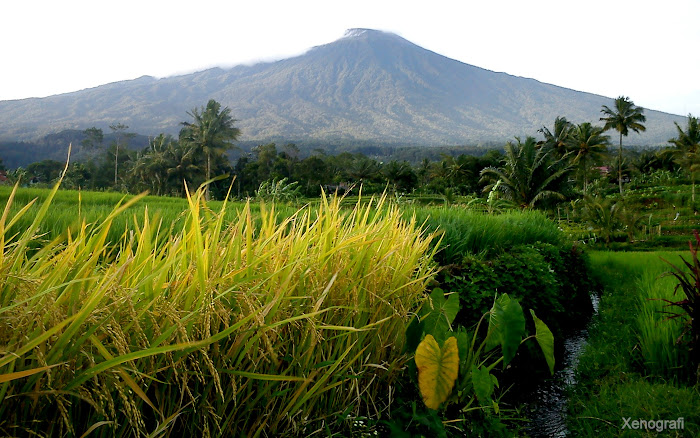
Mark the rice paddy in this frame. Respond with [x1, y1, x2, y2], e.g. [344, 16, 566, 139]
[0, 182, 438, 436]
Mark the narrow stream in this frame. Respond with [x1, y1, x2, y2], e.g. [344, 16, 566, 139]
[524, 294, 600, 437]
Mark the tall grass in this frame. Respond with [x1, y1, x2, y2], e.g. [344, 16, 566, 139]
[0, 186, 299, 247]
[0, 183, 438, 436]
[637, 253, 692, 379]
[569, 251, 700, 436]
[407, 206, 563, 262]
[587, 251, 691, 378]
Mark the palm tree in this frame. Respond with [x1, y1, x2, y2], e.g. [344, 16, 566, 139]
[568, 122, 610, 194]
[578, 195, 624, 247]
[348, 156, 381, 183]
[669, 114, 700, 204]
[539, 116, 574, 160]
[416, 158, 432, 186]
[130, 134, 176, 195]
[180, 99, 240, 200]
[166, 142, 203, 197]
[443, 155, 472, 189]
[383, 160, 417, 193]
[479, 136, 573, 209]
[600, 96, 646, 195]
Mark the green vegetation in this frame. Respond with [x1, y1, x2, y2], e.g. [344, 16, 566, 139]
[0, 182, 439, 436]
[409, 207, 563, 262]
[600, 96, 647, 196]
[3, 95, 700, 436]
[668, 115, 700, 204]
[180, 99, 241, 200]
[389, 290, 555, 437]
[0, 179, 606, 436]
[479, 136, 572, 209]
[569, 122, 610, 194]
[568, 251, 700, 436]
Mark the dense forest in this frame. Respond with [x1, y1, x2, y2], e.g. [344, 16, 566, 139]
[1, 97, 698, 209]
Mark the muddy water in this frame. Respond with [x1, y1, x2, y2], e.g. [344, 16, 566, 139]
[524, 294, 600, 437]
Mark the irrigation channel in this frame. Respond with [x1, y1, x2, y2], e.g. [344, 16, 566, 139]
[523, 294, 600, 437]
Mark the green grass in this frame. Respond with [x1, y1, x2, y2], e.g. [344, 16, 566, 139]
[567, 251, 700, 437]
[636, 263, 691, 379]
[0, 185, 300, 247]
[406, 206, 564, 262]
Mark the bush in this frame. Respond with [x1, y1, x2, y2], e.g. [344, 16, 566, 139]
[447, 243, 595, 335]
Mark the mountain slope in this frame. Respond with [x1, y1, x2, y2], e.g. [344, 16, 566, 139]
[0, 29, 684, 145]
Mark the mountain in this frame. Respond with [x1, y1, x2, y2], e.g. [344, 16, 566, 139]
[0, 28, 685, 147]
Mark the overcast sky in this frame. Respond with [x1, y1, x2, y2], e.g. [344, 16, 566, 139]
[1, 0, 699, 116]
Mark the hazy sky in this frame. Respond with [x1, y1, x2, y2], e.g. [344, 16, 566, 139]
[2, 0, 699, 116]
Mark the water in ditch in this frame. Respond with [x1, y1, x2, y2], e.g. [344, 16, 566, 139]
[523, 294, 600, 437]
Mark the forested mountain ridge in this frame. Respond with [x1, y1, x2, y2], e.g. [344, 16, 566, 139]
[0, 28, 684, 147]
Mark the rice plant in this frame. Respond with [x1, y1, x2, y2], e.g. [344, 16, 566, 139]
[589, 251, 692, 379]
[636, 262, 690, 378]
[0, 182, 438, 437]
[407, 206, 563, 262]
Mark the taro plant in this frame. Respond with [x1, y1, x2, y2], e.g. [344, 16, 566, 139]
[660, 230, 700, 380]
[394, 288, 554, 436]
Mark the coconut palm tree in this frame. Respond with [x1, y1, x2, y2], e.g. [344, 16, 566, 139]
[109, 123, 132, 187]
[180, 99, 240, 200]
[568, 122, 610, 194]
[166, 142, 202, 197]
[479, 136, 573, 209]
[669, 114, 700, 204]
[539, 116, 574, 160]
[348, 156, 381, 183]
[600, 96, 646, 195]
[130, 134, 177, 195]
[578, 195, 624, 247]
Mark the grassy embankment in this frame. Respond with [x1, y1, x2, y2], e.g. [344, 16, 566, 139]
[568, 251, 700, 437]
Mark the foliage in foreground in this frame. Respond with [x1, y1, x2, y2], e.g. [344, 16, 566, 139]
[386, 290, 554, 437]
[660, 232, 700, 380]
[0, 182, 438, 437]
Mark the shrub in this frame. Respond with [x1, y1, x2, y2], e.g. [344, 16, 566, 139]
[445, 243, 595, 335]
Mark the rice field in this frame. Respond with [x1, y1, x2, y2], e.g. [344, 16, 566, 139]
[588, 251, 691, 379]
[569, 251, 700, 437]
[0, 183, 439, 436]
[0, 186, 300, 248]
[407, 206, 563, 262]
[1, 183, 601, 436]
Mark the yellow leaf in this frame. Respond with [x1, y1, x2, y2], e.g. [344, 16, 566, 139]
[0, 363, 63, 383]
[415, 334, 459, 410]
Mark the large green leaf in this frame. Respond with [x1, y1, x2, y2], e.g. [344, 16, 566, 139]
[420, 288, 460, 343]
[415, 335, 459, 410]
[530, 309, 555, 375]
[485, 294, 525, 365]
[471, 364, 499, 413]
[404, 317, 424, 354]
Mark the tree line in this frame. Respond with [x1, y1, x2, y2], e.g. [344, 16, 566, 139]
[2, 96, 700, 208]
